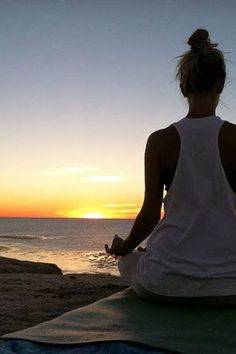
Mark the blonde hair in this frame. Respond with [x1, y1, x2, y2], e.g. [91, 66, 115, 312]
[176, 29, 226, 95]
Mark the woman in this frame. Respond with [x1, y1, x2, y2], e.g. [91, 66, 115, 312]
[105, 28, 236, 306]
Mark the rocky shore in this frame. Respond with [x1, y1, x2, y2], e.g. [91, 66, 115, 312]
[0, 257, 126, 336]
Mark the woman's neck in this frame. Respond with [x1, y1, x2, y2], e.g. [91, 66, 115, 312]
[186, 109, 216, 119]
[186, 92, 218, 118]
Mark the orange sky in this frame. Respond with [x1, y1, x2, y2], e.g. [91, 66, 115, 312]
[0, 169, 145, 218]
[0, 169, 165, 219]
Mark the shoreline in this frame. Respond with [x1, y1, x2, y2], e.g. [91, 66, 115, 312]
[0, 249, 120, 276]
[0, 256, 126, 336]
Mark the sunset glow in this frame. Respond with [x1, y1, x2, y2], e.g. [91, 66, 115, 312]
[82, 213, 105, 219]
[55, 202, 140, 219]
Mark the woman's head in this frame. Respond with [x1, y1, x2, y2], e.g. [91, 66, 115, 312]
[176, 29, 226, 97]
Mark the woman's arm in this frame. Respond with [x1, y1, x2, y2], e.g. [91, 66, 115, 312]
[105, 132, 164, 256]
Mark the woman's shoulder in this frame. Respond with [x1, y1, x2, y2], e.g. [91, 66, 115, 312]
[147, 126, 180, 169]
[220, 120, 236, 143]
[147, 125, 180, 149]
[217, 120, 236, 169]
[222, 120, 236, 130]
[222, 119, 236, 127]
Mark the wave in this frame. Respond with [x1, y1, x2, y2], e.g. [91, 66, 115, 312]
[81, 252, 118, 270]
[0, 235, 50, 241]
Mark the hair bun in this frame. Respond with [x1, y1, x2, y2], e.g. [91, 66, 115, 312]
[188, 28, 217, 52]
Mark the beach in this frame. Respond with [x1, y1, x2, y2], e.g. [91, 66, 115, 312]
[0, 256, 126, 337]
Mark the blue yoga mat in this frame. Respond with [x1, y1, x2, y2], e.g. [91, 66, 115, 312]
[0, 340, 177, 354]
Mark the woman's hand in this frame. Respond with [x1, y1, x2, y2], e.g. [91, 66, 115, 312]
[137, 246, 147, 252]
[105, 234, 127, 256]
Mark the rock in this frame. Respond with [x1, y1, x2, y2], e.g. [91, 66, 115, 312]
[0, 257, 62, 274]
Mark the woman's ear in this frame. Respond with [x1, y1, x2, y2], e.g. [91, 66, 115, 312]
[214, 77, 225, 94]
[180, 83, 187, 97]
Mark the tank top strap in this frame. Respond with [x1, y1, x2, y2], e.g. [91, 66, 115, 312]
[172, 116, 224, 152]
[170, 116, 225, 171]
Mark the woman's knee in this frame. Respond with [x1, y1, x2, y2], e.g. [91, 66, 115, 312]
[118, 251, 145, 285]
[118, 253, 134, 276]
[118, 251, 144, 274]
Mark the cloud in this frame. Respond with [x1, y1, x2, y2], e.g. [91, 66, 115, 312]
[104, 203, 138, 208]
[115, 208, 140, 214]
[103, 203, 140, 217]
[33, 166, 98, 176]
[86, 176, 125, 183]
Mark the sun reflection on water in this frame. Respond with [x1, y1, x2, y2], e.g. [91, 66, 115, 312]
[0, 246, 120, 276]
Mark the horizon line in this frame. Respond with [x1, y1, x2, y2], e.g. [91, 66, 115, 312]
[0, 216, 135, 220]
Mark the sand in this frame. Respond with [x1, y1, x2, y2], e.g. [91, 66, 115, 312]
[0, 257, 126, 336]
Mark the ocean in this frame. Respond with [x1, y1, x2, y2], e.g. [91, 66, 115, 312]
[0, 218, 135, 275]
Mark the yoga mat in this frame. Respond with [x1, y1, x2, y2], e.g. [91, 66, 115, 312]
[2, 288, 236, 354]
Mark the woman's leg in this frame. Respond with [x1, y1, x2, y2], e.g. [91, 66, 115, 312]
[118, 251, 144, 286]
[119, 254, 236, 306]
[118, 251, 169, 301]
[133, 283, 236, 306]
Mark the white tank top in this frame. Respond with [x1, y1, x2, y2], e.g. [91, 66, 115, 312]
[136, 116, 236, 297]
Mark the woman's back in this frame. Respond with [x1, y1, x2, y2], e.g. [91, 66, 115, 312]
[154, 119, 236, 193]
[136, 116, 236, 297]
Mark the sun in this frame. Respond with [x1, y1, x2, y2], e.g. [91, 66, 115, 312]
[82, 212, 105, 219]
[58, 209, 108, 219]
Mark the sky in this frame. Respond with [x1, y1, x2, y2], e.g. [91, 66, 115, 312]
[1, 0, 236, 219]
